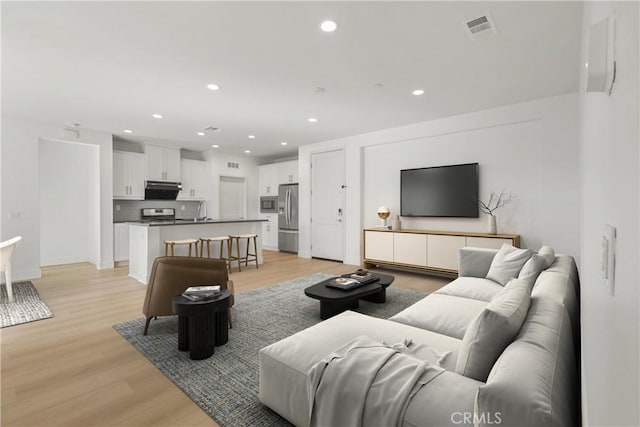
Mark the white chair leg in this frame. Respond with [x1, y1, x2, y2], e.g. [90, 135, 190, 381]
[5, 262, 13, 302]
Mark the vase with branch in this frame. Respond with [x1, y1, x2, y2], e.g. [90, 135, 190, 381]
[478, 191, 513, 234]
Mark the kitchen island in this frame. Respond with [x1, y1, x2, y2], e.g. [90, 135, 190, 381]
[128, 219, 267, 284]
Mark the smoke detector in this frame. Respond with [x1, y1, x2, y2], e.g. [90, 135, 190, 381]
[464, 13, 497, 39]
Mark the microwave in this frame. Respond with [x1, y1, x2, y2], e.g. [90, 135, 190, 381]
[260, 196, 278, 213]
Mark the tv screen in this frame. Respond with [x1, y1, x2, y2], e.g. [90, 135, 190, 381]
[401, 163, 479, 218]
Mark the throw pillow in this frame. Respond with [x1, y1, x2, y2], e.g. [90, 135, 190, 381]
[486, 244, 533, 286]
[455, 279, 531, 382]
[538, 246, 556, 268]
[518, 254, 548, 289]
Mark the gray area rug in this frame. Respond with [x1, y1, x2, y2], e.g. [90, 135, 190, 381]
[1, 281, 54, 328]
[114, 273, 427, 426]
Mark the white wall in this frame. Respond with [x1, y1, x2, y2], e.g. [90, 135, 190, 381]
[39, 139, 100, 266]
[299, 94, 580, 266]
[1, 117, 113, 280]
[579, 2, 639, 425]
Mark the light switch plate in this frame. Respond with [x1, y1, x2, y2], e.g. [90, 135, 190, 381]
[601, 224, 616, 295]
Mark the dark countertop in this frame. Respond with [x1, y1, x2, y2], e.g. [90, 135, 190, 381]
[122, 218, 267, 226]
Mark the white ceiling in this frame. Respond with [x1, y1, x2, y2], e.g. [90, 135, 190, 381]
[2, 1, 582, 160]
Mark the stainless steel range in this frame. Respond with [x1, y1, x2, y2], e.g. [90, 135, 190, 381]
[140, 208, 176, 222]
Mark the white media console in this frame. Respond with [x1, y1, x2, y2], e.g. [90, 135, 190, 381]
[363, 228, 520, 276]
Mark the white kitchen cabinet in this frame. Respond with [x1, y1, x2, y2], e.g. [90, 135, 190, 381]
[145, 145, 181, 182]
[178, 159, 208, 200]
[278, 160, 298, 184]
[114, 223, 129, 262]
[261, 213, 278, 250]
[113, 151, 145, 200]
[258, 164, 278, 196]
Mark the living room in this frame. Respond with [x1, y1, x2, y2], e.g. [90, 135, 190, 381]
[1, 1, 638, 426]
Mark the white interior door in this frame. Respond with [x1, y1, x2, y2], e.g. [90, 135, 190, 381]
[219, 176, 246, 219]
[311, 149, 345, 261]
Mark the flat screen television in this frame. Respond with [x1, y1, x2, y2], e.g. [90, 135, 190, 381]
[400, 163, 479, 218]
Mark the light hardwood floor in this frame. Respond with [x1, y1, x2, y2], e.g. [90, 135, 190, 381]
[1, 251, 450, 427]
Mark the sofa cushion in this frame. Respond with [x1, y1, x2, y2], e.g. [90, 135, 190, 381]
[389, 294, 488, 339]
[537, 245, 556, 268]
[259, 310, 463, 427]
[486, 244, 533, 285]
[518, 254, 548, 288]
[434, 277, 504, 302]
[455, 279, 531, 382]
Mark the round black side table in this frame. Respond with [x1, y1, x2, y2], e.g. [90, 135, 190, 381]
[172, 290, 231, 360]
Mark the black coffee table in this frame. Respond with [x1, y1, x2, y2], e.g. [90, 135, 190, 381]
[304, 273, 395, 319]
[172, 290, 231, 360]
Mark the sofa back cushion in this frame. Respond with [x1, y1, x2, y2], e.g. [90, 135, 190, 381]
[475, 298, 578, 427]
[455, 279, 531, 382]
[486, 244, 533, 285]
[518, 254, 548, 288]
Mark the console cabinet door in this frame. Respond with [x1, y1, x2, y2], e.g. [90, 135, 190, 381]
[394, 233, 427, 266]
[466, 236, 514, 249]
[427, 235, 466, 271]
[364, 231, 394, 262]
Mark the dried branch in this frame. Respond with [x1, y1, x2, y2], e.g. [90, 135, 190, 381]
[479, 191, 513, 216]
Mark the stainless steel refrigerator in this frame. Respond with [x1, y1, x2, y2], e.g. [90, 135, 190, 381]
[278, 183, 299, 253]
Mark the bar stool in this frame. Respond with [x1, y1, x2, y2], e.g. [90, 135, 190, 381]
[199, 236, 231, 272]
[228, 234, 258, 272]
[164, 239, 199, 257]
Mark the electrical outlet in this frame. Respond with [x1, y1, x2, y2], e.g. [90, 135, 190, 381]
[181, 205, 186, 211]
[115, 204, 121, 211]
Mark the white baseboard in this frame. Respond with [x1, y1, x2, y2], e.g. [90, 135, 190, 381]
[98, 260, 115, 269]
[41, 255, 89, 267]
[0, 268, 42, 284]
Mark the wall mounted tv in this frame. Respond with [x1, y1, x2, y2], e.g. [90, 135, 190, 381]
[400, 163, 479, 218]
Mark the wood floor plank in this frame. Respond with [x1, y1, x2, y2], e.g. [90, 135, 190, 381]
[1, 250, 449, 426]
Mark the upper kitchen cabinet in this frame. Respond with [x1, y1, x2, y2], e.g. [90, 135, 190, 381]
[177, 159, 208, 200]
[258, 164, 278, 196]
[145, 145, 181, 182]
[113, 151, 145, 199]
[278, 160, 298, 184]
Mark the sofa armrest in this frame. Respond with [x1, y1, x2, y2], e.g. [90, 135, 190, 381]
[458, 247, 498, 278]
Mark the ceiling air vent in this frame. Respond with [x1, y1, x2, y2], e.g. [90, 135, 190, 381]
[202, 126, 221, 133]
[464, 14, 497, 39]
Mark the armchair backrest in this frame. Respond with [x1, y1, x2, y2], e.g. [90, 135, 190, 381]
[142, 256, 230, 318]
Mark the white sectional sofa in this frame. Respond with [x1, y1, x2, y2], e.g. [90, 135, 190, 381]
[259, 246, 580, 427]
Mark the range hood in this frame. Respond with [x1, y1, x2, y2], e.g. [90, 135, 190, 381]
[144, 181, 182, 200]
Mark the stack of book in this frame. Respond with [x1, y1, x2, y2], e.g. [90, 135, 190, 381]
[182, 285, 222, 301]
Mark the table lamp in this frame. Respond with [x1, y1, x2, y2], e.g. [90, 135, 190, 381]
[377, 206, 391, 229]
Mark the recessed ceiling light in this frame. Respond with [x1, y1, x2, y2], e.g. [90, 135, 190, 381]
[280, 142, 288, 146]
[412, 89, 425, 96]
[152, 113, 163, 119]
[123, 129, 133, 134]
[207, 83, 221, 91]
[244, 150, 251, 154]
[308, 117, 318, 123]
[320, 20, 338, 32]
[248, 135, 256, 139]
[197, 132, 205, 136]
[374, 83, 384, 88]
[212, 144, 220, 148]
